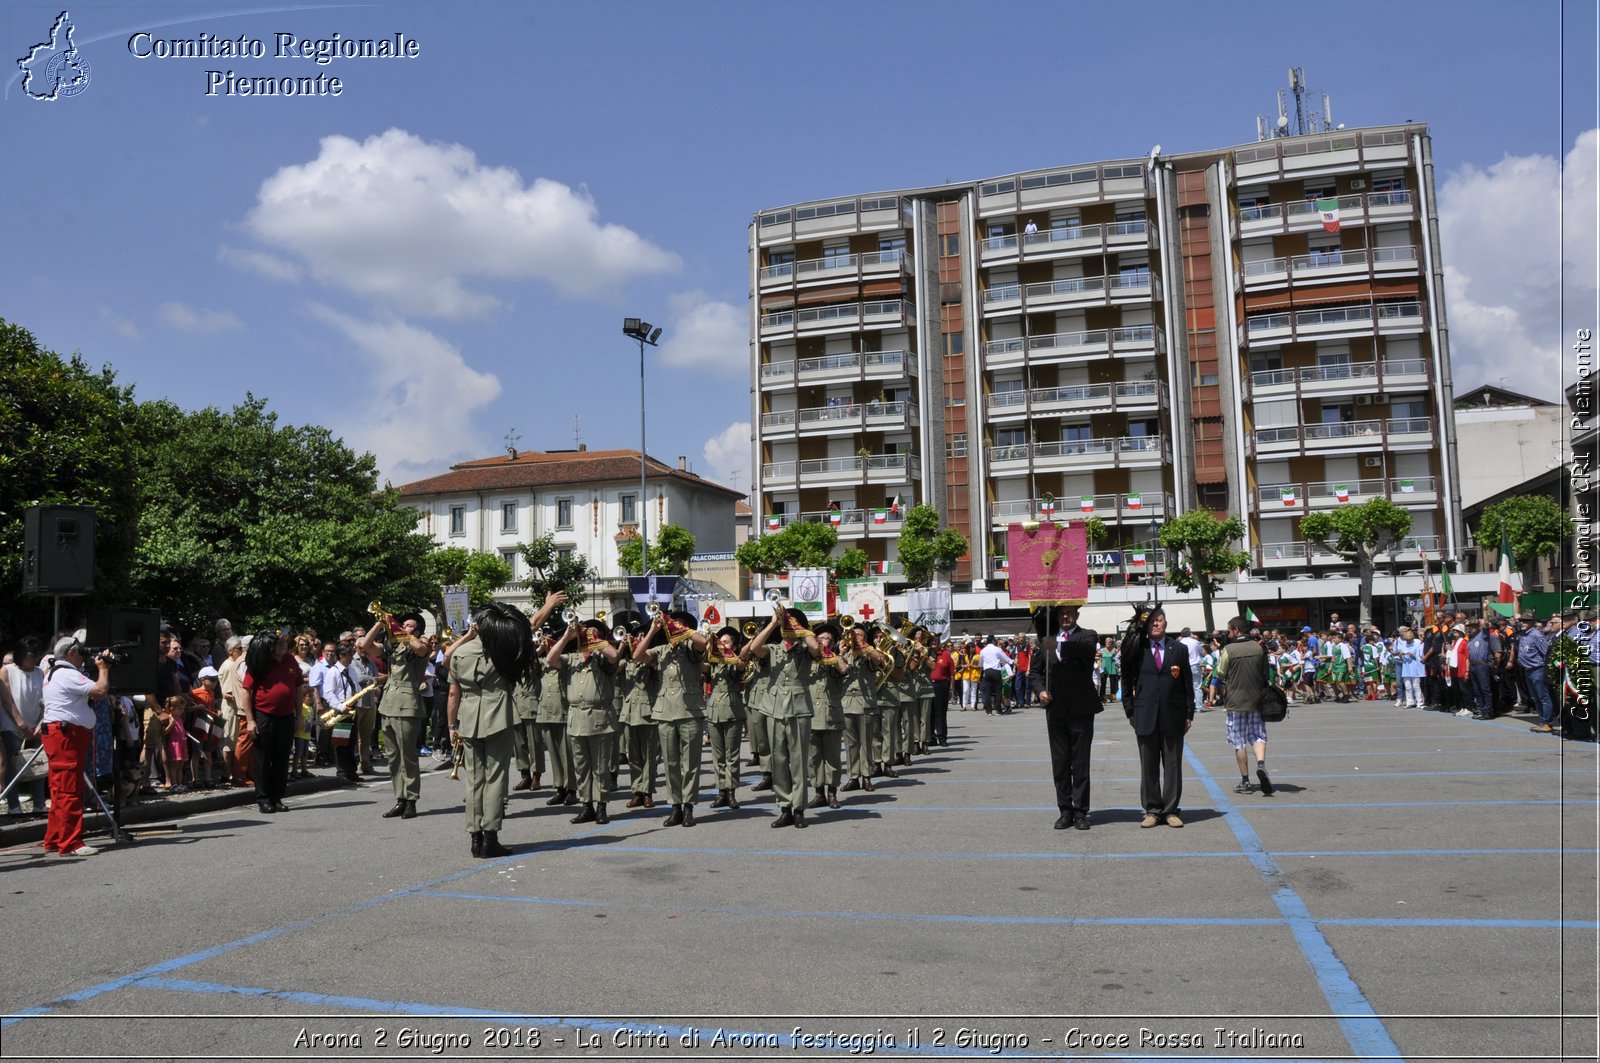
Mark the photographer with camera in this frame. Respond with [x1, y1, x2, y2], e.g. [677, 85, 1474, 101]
[39, 636, 113, 856]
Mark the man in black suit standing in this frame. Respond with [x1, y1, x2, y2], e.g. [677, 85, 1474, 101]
[1032, 604, 1101, 830]
[1125, 608, 1195, 828]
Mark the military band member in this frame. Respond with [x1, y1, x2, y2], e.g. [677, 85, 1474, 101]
[908, 628, 935, 757]
[840, 622, 890, 794]
[448, 603, 531, 858]
[360, 612, 428, 821]
[512, 593, 568, 795]
[546, 618, 620, 825]
[614, 612, 660, 809]
[806, 621, 849, 811]
[874, 641, 906, 779]
[746, 603, 820, 827]
[535, 624, 575, 807]
[636, 610, 709, 827]
[706, 625, 749, 809]
[746, 641, 775, 792]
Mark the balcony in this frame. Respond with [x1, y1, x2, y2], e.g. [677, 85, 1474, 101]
[1248, 357, 1430, 400]
[785, 506, 906, 538]
[987, 435, 1168, 475]
[758, 249, 911, 290]
[983, 273, 1159, 317]
[761, 400, 919, 436]
[759, 299, 916, 338]
[979, 219, 1154, 267]
[1241, 245, 1420, 291]
[983, 323, 1164, 371]
[762, 453, 923, 489]
[758, 349, 915, 390]
[986, 380, 1166, 421]
[1244, 301, 1424, 348]
[1237, 188, 1417, 238]
[989, 492, 1172, 527]
[1254, 416, 1435, 457]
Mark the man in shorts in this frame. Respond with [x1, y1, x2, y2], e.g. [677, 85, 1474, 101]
[1213, 617, 1274, 796]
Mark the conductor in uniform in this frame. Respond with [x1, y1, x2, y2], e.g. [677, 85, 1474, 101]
[1123, 606, 1195, 828]
[1030, 604, 1100, 830]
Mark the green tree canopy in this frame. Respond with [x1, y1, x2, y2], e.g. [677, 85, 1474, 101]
[1479, 495, 1569, 583]
[0, 321, 143, 637]
[1156, 511, 1252, 635]
[735, 520, 840, 575]
[129, 395, 437, 638]
[1301, 498, 1413, 629]
[618, 523, 696, 576]
[422, 547, 515, 611]
[519, 533, 597, 610]
[896, 504, 968, 586]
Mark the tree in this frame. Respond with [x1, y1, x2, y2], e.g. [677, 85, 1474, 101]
[128, 396, 438, 638]
[1157, 511, 1252, 635]
[0, 320, 143, 638]
[1301, 498, 1413, 630]
[519, 533, 596, 610]
[422, 547, 514, 610]
[735, 520, 840, 575]
[617, 523, 696, 576]
[1081, 514, 1109, 547]
[896, 504, 968, 586]
[834, 547, 869, 581]
[1479, 495, 1570, 589]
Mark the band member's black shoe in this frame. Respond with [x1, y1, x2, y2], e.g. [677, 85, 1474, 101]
[479, 831, 511, 858]
[383, 800, 407, 818]
[663, 804, 685, 827]
[827, 787, 841, 810]
[594, 802, 609, 825]
[752, 773, 774, 792]
[726, 789, 740, 810]
[840, 778, 861, 792]
[861, 776, 875, 792]
[561, 789, 579, 806]
[626, 794, 645, 808]
[881, 765, 900, 779]
[470, 831, 483, 858]
[709, 791, 728, 808]
[571, 802, 597, 825]
[771, 808, 794, 828]
[401, 800, 417, 819]
[792, 809, 807, 829]
[545, 788, 566, 806]
[807, 790, 828, 810]
[682, 805, 695, 827]
[512, 772, 533, 792]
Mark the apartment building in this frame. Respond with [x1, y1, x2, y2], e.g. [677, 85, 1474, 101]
[749, 122, 1462, 617]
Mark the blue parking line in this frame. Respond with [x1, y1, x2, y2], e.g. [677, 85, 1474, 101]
[581, 843, 1590, 863]
[1246, 799, 1575, 810]
[913, 769, 1572, 784]
[1184, 745, 1402, 1059]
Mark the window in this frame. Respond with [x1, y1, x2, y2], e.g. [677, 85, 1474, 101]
[556, 547, 574, 564]
[996, 427, 1027, 447]
[555, 498, 573, 529]
[766, 249, 794, 277]
[1051, 212, 1082, 238]
[941, 234, 960, 257]
[878, 233, 906, 254]
[1322, 404, 1354, 424]
[943, 332, 964, 357]
[1371, 175, 1407, 193]
[1062, 423, 1093, 442]
[946, 433, 968, 458]
[499, 548, 518, 575]
[448, 505, 465, 536]
[822, 240, 851, 268]
[1391, 396, 1428, 419]
[620, 494, 637, 524]
[1115, 207, 1147, 222]
[500, 501, 517, 533]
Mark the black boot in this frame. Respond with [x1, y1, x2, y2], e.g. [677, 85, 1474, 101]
[479, 831, 511, 858]
[382, 799, 407, 818]
[793, 808, 807, 829]
[594, 802, 609, 825]
[862, 775, 875, 792]
[709, 790, 728, 809]
[771, 807, 794, 828]
[726, 788, 740, 810]
[401, 800, 417, 819]
[545, 787, 566, 806]
[512, 771, 533, 792]
[571, 801, 597, 825]
[807, 789, 827, 810]
[828, 786, 841, 810]
[681, 804, 695, 827]
[470, 831, 484, 858]
[663, 804, 684, 827]
[752, 772, 774, 792]
[840, 778, 861, 792]
[561, 788, 579, 806]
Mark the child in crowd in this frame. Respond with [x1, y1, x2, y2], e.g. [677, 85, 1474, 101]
[161, 695, 190, 792]
[293, 683, 314, 779]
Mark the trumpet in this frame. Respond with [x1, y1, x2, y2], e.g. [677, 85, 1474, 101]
[561, 607, 581, 626]
[764, 589, 788, 610]
[368, 599, 399, 634]
[742, 620, 760, 638]
[612, 624, 630, 642]
[839, 614, 856, 631]
[448, 733, 464, 780]
[646, 601, 664, 619]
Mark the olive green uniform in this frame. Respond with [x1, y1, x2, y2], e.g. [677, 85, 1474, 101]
[558, 651, 616, 805]
[745, 654, 773, 771]
[875, 647, 907, 766]
[511, 664, 543, 781]
[705, 660, 748, 792]
[648, 642, 706, 806]
[764, 642, 815, 811]
[535, 665, 571, 794]
[379, 639, 430, 803]
[840, 652, 880, 782]
[617, 655, 659, 799]
[808, 654, 846, 790]
[450, 640, 515, 834]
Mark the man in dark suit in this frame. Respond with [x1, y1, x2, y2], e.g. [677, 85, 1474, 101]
[1125, 608, 1195, 827]
[1031, 604, 1101, 830]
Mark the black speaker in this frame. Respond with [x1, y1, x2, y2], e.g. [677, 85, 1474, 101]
[87, 607, 161, 696]
[22, 506, 95, 595]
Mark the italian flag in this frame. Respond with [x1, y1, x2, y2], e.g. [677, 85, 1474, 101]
[871, 560, 893, 575]
[828, 509, 842, 526]
[1498, 528, 1522, 604]
[1126, 493, 1142, 510]
[1040, 495, 1055, 517]
[1080, 495, 1095, 513]
[872, 508, 888, 525]
[890, 493, 904, 516]
[996, 557, 1008, 570]
[1315, 197, 1342, 233]
[1335, 484, 1350, 503]
[766, 514, 781, 531]
[1398, 479, 1415, 493]
[1130, 552, 1147, 567]
[1280, 488, 1297, 506]
[1244, 607, 1261, 624]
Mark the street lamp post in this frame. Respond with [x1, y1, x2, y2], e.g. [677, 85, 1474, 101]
[1149, 518, 1163, 598]
[622, 318, 663, 573]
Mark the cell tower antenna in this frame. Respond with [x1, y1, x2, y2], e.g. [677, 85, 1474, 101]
[1256, 68, 1333, 140]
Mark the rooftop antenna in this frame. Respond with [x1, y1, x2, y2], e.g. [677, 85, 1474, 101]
[572, 414, 582, 449]
[504, 427, 521, 460]
[1257, 67, 1333, 140]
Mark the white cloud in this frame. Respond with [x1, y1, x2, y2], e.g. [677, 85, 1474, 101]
[307, 305, 502, 482]
[158, 301, 243, 333]
[218, 245, 302, 283]
[1438, 129, 1598, 398]
[243, 129, 681, 318]
[702, 420, 751, 496]
[98, 306, 138, 339]
[657, 291, 747, 375]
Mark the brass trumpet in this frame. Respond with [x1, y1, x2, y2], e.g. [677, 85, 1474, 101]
[742, 620, 760, 638]
[561, 607, 581, 626]
[448, 734, 464, 780]
[839, 614, 856, 631]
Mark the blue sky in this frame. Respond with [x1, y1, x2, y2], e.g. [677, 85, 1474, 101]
[5, 0, 1595, 496]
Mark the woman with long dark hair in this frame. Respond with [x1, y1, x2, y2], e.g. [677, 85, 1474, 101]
[240, 630, 305, 814]
[448, 603, 530, 858]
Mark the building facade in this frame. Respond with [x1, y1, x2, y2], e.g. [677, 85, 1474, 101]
[749, 122, 1461, 616]
[395, 446, 744, 610]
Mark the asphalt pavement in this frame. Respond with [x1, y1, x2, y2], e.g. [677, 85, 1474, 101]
[0, 698, 1594, 1062]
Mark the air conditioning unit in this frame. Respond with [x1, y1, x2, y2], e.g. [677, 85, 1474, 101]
[1350, 179, 1367, 190]
[1373, 392, 1389, 403]
[1354, 394, 1374, 406]
[1363, 456, 1383, 468]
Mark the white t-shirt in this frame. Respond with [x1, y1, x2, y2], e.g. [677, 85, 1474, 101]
[41, 663, 97, 729]
[4, 663, 45, 732]
[1180, 635, 1204, 669]
[978, 644, 1013, 672]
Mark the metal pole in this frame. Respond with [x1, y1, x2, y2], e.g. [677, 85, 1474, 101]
[639, 335, 648, 574]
